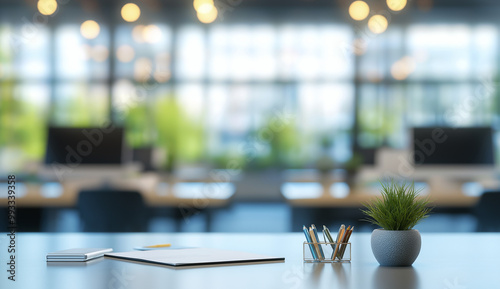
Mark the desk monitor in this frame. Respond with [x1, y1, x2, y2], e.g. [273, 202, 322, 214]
[45, 127, 127, 165]
[354, 148, 376, 165]
[412, 127, 494, 165]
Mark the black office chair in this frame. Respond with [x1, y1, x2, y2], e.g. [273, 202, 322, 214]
[77, 189, 148, 232]
[475, 191, 500, 232]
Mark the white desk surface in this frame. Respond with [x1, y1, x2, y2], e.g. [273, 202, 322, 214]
[0, 232, 498, 289]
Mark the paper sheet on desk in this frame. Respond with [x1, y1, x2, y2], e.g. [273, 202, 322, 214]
[105, 248, 285, 267]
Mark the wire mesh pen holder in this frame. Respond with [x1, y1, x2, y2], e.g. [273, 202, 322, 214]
[303, 242, 351, 263]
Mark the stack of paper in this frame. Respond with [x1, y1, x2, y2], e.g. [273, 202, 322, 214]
[105, 248, 285, 267]
[47, 248, 113, 262]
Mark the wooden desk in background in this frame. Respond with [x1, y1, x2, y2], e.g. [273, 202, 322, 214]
[0, 177, 235, 231]
[0, 177, 234, 208]
[281, 181, 482, 230]
[281, 182, 481, 208]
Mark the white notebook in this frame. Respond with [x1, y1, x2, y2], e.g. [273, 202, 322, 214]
[105, 248, 284, 267]
[47, 248, 113, 262]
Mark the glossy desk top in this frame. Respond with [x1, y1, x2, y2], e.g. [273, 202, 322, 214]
[0, 233, 498, 289]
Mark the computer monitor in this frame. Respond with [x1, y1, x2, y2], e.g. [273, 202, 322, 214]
[45, 127, 127, 165]
[412, 127, 494, 165]
[354, 148, 376, 165]
[41, 126, 139, 181]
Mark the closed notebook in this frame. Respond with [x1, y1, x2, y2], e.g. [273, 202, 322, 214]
[47, 248, 113, 262]
[105, 248, 284, 267]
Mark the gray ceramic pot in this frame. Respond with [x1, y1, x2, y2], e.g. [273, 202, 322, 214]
[371, 229, 421, 267]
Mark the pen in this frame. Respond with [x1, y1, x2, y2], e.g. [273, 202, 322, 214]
[322, 225, 336, 252]
[144, 244, 171, 248]
[303, 225, 318, 260]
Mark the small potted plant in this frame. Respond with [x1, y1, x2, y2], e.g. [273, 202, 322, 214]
[344, 152, 363, 186]
[361, 179, 432, 266]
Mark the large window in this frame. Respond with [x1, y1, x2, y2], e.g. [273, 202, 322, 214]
[1, 8, 499, 172]
[357, 24, 499, 150]
[112, 23, 355, 169]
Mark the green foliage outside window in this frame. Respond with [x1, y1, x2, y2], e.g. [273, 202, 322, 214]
[51, 85, 108, 127]
[249, 117, 305, 169]
[153, 96, 204, 171]
[358, 103, 401, 148]
[124, 104, 155, 148]
[0, 81, 46, 168]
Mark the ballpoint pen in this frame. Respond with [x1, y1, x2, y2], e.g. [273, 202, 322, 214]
[323, 225, 336, 252]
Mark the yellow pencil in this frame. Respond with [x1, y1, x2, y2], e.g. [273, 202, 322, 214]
[144, 243, 171, 248]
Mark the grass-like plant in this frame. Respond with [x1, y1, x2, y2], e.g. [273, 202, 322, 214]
[361, 179, 432, 230]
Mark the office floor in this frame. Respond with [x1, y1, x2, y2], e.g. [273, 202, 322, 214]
[43, 202, 478, 233]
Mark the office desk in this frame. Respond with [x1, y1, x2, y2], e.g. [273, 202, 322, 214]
[0, 178, 234, 208]
[282, 167, 499, 209]
[1, 233, 499, 289]
[281, 178, 484, 208]
[0, 179, 234, 231]
[283, 192, 479, 208]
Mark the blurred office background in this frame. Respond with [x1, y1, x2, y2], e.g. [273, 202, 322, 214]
[1, 0, 500, 233]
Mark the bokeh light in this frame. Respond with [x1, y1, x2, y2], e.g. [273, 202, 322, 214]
[37, 0, 58, 16]
[352, 38, 367, 55]
[154, 52, 170, 83]
[116, 45, 135, 63]
[391, 56, 416, 80]
[81, 44, 92, 60]
[132, 25, 145, 43]
[154, 70, 171, 83]
[197, 5, 218, 24]
[349, 1, 370, 21]
[134, 57, 152, 82]
[193, 0, 214, 12]
[156, 52, 170, 63]
[368, 15, 388, 34]
[121, 3, 141, 22]
[143, 25, 162, 43]
[92, 45, 109, 62]
[387, 0, 407, 12]
[80, 20, 100, 40]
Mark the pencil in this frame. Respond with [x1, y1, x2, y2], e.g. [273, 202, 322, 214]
[339, 226, 354, 259]
[331, 224, 343, 258]
[309, 227, 323, 260]
[337, 226, 350, 260]
[144, 244, 171, 248]
[338, 226, 352, 260]
[311, 224, 325, 259]
[332, 225, 345, 260]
